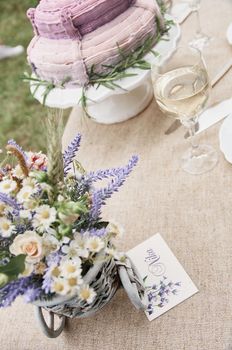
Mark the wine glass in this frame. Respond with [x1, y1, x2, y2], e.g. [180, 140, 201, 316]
[151, 46, 218, 175]
[186, 0, 211, 50]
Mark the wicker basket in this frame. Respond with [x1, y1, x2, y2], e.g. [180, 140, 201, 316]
[33, 256, 147, 338]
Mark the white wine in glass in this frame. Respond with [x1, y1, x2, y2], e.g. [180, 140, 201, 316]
[154, 66, 209, 121]
[152, 46, 217, 175]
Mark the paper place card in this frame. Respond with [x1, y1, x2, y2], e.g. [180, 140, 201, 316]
[127, 233, 198, 321]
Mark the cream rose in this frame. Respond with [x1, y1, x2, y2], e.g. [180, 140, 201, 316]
[10, 231, 44, 263]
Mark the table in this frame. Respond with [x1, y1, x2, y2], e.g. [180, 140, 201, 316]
[0, 0, 232, 349]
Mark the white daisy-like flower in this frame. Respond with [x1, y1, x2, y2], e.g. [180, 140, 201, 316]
[22, 177, 36, 189]
[107, 222, 124, 239]
[20, 209, 32, 220]
[39, 182, 52, 193]
[61, 238, 89, 259]
[48, 264, 61, 279]
[59, 258, 82, 278]
[67, 275, 83, 291]
[0, 218, 15, 237]
[105, 247, 123, 260]
[42, 231, 60, 254]
[61, 241, 79, 259]
[12, 165, 25, 180]
[78, 284, 96, 304]
[50, 277, 71, 296]
[17, 186, 34, 203]
[33, 205, 57, 231]
[57, 195, 65, 202]
[85, 237, 105, 253]
[0, 179, 17, 194]
[23, 199, 37, 210]
[61, 236, 70, 245]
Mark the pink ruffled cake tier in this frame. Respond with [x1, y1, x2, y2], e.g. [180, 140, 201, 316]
[27, 0, 161, 87]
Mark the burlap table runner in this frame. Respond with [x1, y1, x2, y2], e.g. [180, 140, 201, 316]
[0, 0, 232, 349]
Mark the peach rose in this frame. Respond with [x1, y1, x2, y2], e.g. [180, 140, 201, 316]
[10, 231, 44, 263]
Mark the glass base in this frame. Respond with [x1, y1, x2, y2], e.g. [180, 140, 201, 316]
[181, 144, 218, 175]
[189, 33, 212, 51]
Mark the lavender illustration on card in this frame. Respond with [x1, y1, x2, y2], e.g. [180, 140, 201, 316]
[143, 247, 181, 315]
[145, 276, 181, 315]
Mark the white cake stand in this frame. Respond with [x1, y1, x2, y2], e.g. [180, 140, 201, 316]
[30, 17, 180, 124]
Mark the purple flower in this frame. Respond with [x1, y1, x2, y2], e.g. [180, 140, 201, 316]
[63, 134, 81, 175]
[90, 155, 138, 220]
[0, 193, 21, 212]
[42, 252, 61, 294]
[85, 166, 132, 183]
[88, 227, 107, 237]
[7, 139, 28, 164]
[24, 287, 41, 303]
[0, 276, 41, 308]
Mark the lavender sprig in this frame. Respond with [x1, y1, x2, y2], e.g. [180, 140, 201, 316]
[85, 167, 127, 183]
[0, 193, 21, 212]
[42, 252, 61, 294]
[24, 287, 42, 303]
[0, 276, 42, 307]
[63, 134, 81, 175]
[90, 155, 138, 220]
[87, 228, 107, 237]
[7, 139, 28, 164]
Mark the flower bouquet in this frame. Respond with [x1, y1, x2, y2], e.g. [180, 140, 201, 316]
[0, 113, 146, 337]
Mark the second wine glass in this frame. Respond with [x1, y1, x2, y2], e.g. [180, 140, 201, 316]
[186, 0, 211, 50]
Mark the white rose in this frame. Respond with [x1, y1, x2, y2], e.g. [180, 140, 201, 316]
[10, 231, 44, 263]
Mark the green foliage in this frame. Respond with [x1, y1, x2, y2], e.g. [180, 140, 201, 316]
[0, 254, 26, 287]
[0, 0, 69, 151]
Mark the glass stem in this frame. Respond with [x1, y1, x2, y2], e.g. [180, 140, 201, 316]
[187, 120, 199, 156]
[195, 10, 202, 37]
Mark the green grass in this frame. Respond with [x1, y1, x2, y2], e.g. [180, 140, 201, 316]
[0, 0, 69, 152]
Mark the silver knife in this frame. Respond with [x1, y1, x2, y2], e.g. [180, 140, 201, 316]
[165, 58, 232, 135]
[184, 98, 232, 138]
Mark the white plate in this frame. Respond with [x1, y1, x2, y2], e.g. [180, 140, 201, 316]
[219, 113, 232, 163]
[30, 15, 180, 109]
[226, 22, 232, 45]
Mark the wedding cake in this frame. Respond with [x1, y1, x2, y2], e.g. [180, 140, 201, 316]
[27, 0, 164, 87]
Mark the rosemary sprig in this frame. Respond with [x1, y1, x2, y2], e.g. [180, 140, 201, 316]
[87, 15, 173, 90]
[80, 14, 173, 116]
[22, 73, 71, 105]
[88, 37, 155, 90]
[78, 86, 91, 118]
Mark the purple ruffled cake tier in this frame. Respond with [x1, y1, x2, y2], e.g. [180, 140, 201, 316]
[27, 0, 135, 40]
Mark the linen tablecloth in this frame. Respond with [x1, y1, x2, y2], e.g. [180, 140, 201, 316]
[0, 0, 232, 349]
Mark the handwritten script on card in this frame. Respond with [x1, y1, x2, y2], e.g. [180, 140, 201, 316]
[127, 233, 199, 321]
